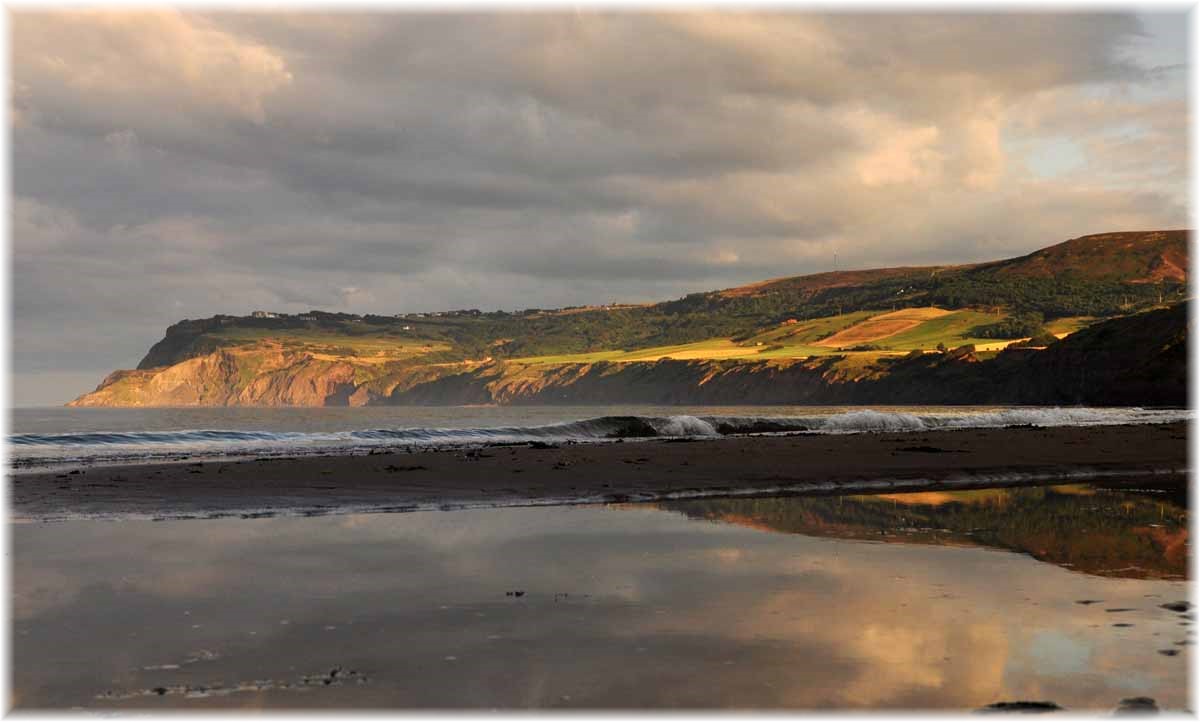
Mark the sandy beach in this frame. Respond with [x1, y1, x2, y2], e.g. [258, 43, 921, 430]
[12, 422, 1188, 521]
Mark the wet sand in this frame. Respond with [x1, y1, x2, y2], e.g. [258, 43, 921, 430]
[11, 490, 1191, 709]
[11, 422, 1187, 521]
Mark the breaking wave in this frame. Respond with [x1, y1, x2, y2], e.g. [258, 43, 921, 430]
[9, 407, 1189, 470]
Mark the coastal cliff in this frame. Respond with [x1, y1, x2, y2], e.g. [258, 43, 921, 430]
[70, 303, 1188, 408]
[68, 231, 1189, 408]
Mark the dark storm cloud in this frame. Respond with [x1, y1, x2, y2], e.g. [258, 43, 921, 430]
[9, 10, 1188, 404]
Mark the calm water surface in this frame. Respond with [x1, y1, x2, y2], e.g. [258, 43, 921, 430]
[12, 482, 1190, 710]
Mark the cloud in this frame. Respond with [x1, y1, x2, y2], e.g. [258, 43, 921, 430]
[14, 10, 292, 129]
[9, 11, 1187, 404]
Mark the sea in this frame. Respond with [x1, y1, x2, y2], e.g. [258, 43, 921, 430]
[9, 404, 1192, 471]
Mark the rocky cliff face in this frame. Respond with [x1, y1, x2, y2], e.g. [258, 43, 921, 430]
[69, 304, 1188, 408]
[70, 345, 361, 407]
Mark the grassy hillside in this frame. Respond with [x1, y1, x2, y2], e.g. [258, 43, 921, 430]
[135, 230, 1187, 374]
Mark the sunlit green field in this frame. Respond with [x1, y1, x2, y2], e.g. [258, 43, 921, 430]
[1045, 316, 1096, 337]
[742, 311, 877, 345]
[879, 310, 1006, 350]
[205, 326, 448, 359]
[208, 307, 1099, 367]
[508, 307, 1065, 365]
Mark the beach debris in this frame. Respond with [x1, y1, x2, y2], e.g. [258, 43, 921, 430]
[1160, 601, 1191, 613]
[1157, 649, 1180, 656]
[1105, 608, 1136, 613]
[185, 649, 219, 663]
[142, 649, 218, 672]
[1075, 600, 1104, 605]
[977, 700, 1063, 713]
[97, 666, 368, 700]
[505, 590, 526, 597]
[1112, 623, 1134, 628]
[1113, 697, 1158, 715]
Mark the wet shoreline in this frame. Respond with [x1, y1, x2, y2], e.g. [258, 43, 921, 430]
[11, 422, 1188, 522]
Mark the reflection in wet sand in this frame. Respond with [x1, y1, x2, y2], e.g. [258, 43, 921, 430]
[660, 480, 1188, 579]
[11, 481, 1191, 710]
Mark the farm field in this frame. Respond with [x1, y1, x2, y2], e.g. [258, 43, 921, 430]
[875, 310, 1009, 350]
[1046, 316, 1096, 337]
[198, 306, 1100, 368]
[206, 326, 450, 361]
[815, 307, 952, 347]
[507, 306, 1071, 365]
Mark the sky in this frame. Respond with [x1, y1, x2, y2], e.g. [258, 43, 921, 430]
[9, 9, 1190, 406]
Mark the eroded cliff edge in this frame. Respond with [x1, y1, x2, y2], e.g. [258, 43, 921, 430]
[69, 303, 1188, 408]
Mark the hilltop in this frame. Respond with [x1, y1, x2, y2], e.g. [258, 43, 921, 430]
[70, 230, 1189, 407]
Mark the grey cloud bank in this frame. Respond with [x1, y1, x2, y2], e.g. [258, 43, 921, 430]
[10, 11, 1188, 405]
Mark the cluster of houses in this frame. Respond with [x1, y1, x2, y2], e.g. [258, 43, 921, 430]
[245, 310, 416, 330]
[396, 309, 484, 319]
[243, 307, 509, 324]
[244, 305, 636, 323]
[250, 311, 319, 321]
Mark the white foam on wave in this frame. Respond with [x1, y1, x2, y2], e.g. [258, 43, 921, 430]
[934, 407, 1182, 429]
[655, 415, 720, 436]
[813, 407, 1190, 435]
[819, 410, 928, 433]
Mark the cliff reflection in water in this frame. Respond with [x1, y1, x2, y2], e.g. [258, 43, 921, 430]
[13, 480, 1191, 710]
[660, 479, 1188, 580]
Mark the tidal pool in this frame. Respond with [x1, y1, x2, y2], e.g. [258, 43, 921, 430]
[11, 481, 1191, 710]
